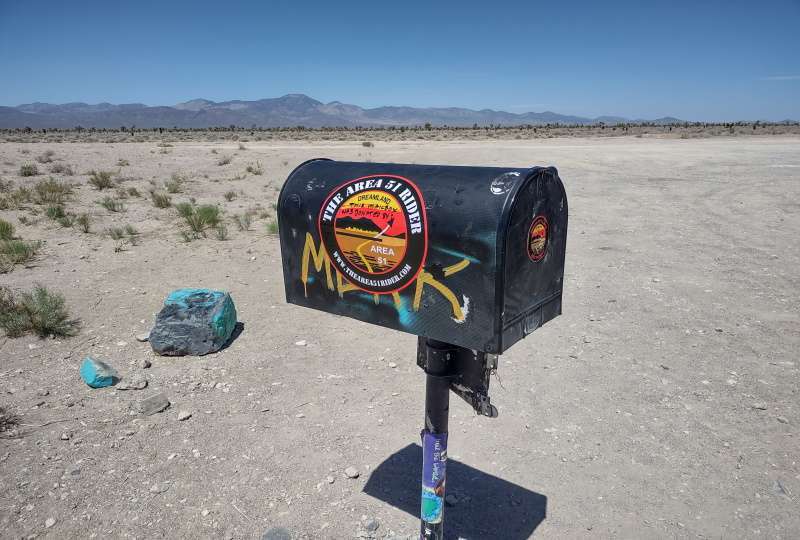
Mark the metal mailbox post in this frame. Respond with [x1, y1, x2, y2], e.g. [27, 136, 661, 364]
[278, 159, 567, 539]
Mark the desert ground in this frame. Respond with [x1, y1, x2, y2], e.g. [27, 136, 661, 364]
[0, 134, 799, 539]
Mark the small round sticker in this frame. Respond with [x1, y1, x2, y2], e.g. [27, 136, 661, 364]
[527, 215, 548, 262]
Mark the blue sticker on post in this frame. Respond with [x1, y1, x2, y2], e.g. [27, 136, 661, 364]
[421, 431, 447, 523]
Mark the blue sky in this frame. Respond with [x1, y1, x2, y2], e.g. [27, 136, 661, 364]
[1, 0, 798, 121]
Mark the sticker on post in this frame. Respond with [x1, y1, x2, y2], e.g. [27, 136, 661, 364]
[318, 174, 428, 294]
[421, 430, 447, 523]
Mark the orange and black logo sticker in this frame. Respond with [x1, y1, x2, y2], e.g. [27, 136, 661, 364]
[319, 174, 427, 294]
[527, 215, 548, 262]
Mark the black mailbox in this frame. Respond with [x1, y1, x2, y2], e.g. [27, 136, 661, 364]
[278, 159, 567, 354]
[278, 159, 567, 538]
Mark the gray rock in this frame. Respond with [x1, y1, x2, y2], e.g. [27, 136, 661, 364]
[344, 466, 360, 479]
[362, 517, 379, 532]
[149, 288, 237, 356]
[751, 402, 768, 410]
[138, 358, 152, 369]
[777, 416, 789, 424]
[118, 377, 148, 391]
[45, 517, 56, 528]
[136, 332, 150, 342]
[149, 483, 169, 494]
[138, 393, 170, 416]
[261, 527, 291, 540]
[177, 410, 192, 421]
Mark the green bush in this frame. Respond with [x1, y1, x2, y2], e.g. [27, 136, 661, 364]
[99, 197, 125, 212]
[19, 163, 39, 176]
[76, 213, 91, 233]
[0, 240, 41, 273]
[0, 219, 13, 240]
[45, 205, 65, 220]
[0, 285, 79, 338]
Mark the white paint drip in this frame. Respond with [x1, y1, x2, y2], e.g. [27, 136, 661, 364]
[453, 295, 470, 324]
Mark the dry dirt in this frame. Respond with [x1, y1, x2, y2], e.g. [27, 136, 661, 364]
[1, 136, 799, 540]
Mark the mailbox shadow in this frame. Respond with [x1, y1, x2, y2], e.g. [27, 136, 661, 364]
[363, 444, 547, 540]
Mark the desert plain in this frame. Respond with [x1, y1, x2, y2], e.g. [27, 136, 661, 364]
[0, 133, 799, 539]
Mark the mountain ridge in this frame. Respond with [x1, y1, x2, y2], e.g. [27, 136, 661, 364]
[0, 94, 685, 128]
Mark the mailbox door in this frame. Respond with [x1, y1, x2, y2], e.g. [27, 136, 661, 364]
[500, 167, 568, 351]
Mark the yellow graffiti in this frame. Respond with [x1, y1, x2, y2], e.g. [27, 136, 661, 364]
[412, 259, 470, 322]
[301, 232, 334, 295]
[300, 233, 469, 321]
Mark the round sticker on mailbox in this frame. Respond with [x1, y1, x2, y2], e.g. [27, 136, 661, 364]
[527, 215, 548, 262]
[318, 174, 427, 294]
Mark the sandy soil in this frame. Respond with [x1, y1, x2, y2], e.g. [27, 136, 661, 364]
[1, 136, 799, 539]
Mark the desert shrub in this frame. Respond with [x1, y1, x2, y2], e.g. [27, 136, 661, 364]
[151, 191, 171, 208]
[88, 170, 115, 190]
[117, 158, 130, 166]
[233, 213, 252, 231]
[362, 141, 374, 147]
[180, 204, 222, 237]
[49, 163, 74, 175]
[107, 227, 125, 240]
[0, 240, 41, 272]
[217, 155, 233, 166]
[0, 219, 13, 240]
[0, 285, 79, 338]
[58, 214, 75, 228]
[0, 178, 12, 192]
[238, 143, 247, 150]
[157, 141, 172, 148]
[165, 172, 186, 193]
[34, 178, 72, 205]
[127, 186, 140, 197]
[175, 202, 194, 218]
[19, 163, 39, 176]
[0, 406, 17, 434]
[76, 213, 91, 233]
[35, 150, 55, 163]
[224, 190, 237, 201]
[98, 197, 125, 212]
[214, 224, 229, 240]
[266, 220, 279, 235]
[45, 205, 65, 220]
[246, 161, 263, 175]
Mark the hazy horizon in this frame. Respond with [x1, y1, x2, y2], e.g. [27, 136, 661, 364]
[1, 0, 798, 122]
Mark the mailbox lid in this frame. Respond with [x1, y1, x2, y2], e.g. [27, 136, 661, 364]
[278, 159, 544, 353]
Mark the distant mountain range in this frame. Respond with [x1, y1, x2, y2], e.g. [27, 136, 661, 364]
[0, 94, 685, 129]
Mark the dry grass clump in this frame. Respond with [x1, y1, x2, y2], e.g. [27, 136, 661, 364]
[224, 190, 237, 201]
[165, 172, 186, 193]
[45, 205, 65, 220]
[246, 161, 263, 175]
[49, 163, 74, 175]
[117, 158, 130, 166]
[76, 213, 91, 233]
[150, 191, 172, 208]
[0, 239, 40, 272]
[98, 196, 125, 212]
[107, 225, 140, 251]
[19, 163, 39, 176]
[266, 220, 279, 235]
[0, 406, 17, 434]
[33, 177, 73, 205]
[0, 285, 79, 338]
[233, 213, 252, 231]
[217, 155, 233, 166]
[88, 170, 115, 190]
[362, 141, 374, 147]
[35, 150, 55, 163]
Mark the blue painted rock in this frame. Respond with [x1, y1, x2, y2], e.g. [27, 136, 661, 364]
[80, 357, 119, 388]
[149, 288, 237, 356]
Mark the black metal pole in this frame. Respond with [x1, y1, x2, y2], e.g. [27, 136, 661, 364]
[420, 339, 454, 540]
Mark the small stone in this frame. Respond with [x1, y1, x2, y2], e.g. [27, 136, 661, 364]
[326, 475, 335, 484]
[362, 517, 379, 532]
[295, 340, 307, 346]
[344, 466, 360, 479]
[138, 358, 152, 369]
[60, 432, 70, 441]
[201, 509, 210, 517]
[776, 416, 789, 424]
[149, 483, 169, 494]
[192, 449, 201, 458]
[751, 402, 768, 410]
[296, 413, 305, 418]
[261, 527, 292, 540]
[37, 389, 50, 397]
[118, 376, 148, 391]
[138, 393, 170, 416]
[79, 357, 119, 388]
[651, 277, 661, 283]
[136, 333, 150, 342]
[388, 361, 397, 368]
[178, 410, 192, 421]
[445, 494, 458, 506]
[45, 517, 56, 528]
[167, 453, 177, 460]
[117, 341, 128, 347]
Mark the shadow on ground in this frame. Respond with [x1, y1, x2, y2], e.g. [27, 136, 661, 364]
[363, 444, 547, 540]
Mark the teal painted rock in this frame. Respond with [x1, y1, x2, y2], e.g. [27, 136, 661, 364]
[149, 288, 237, 356]
[80, 357, 119, 388]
